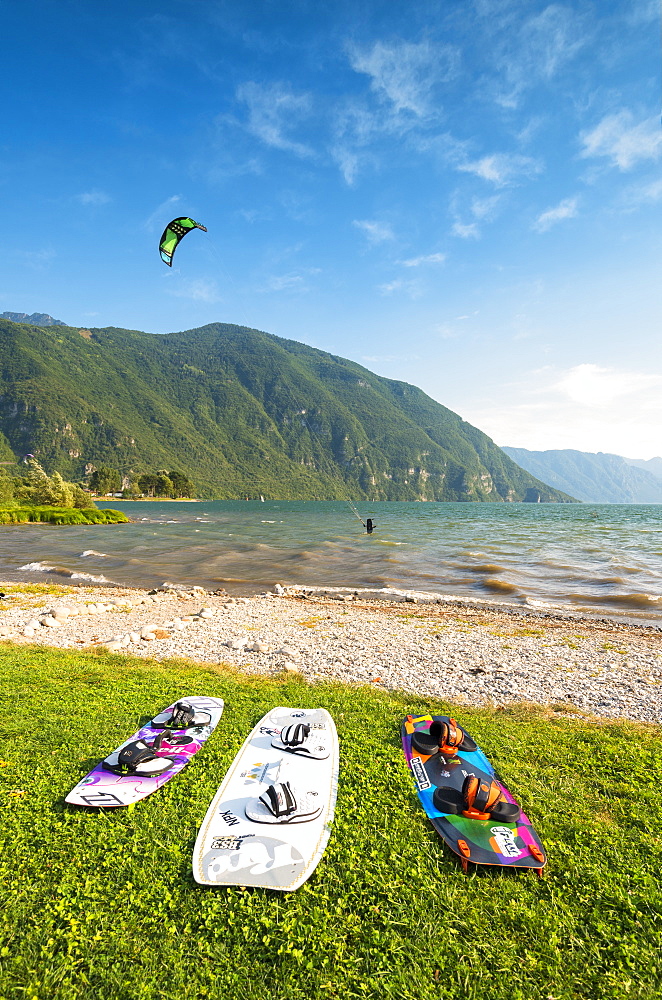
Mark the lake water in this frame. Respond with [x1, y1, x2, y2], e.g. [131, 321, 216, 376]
[1, 500, 662, 625]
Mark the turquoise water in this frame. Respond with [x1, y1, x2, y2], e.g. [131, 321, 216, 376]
[2, 500, 662, 624]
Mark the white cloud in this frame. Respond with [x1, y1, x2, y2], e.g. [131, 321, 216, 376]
[349, 39, 458, 117]
[353, 219, 395, 244]
[457, 153, 541, 186]
[400, 252, 446, 267]
[262, 268, 321, 293]
[554, 363, 662, 407]
[362, 353, 421, 363]
[16, 248, 56, 269]
[236, 81, 314, 158]
[377, 278, 421, 298]
[479, 3, 588, 107]
[452, 221, 480, 239]
[463, 363, 662, 458]
[470, 195, 501, 220]
[518, 5, 586, 81]
[76, 190, 111, 206]
[533, 197, 579, 232]
[167, 279, 220, 303]
[580, 111, 662, 170]
[144, 195, 181, 232]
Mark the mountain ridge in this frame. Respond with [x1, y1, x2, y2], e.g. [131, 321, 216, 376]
[502, 447, 662, 503]
[0, 311, 65, 327]
[0, 316, 575, 502]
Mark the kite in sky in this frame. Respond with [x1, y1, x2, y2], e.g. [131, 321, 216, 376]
[159, 217, 207, 266]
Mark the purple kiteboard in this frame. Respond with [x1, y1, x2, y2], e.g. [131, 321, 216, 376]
[66, 696, 224, 808]
[402, 714, 546, 874]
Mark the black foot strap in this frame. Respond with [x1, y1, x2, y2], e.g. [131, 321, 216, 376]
[279, 723, 311, 748]
[261, 781, 297, 818]
[412, 719, 477, 757]
[433, 774, 520, 822]
[152, 701, 212, 729]
[102, 736, 173, 776]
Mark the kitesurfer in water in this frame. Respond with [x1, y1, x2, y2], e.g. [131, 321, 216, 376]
[366, 518, 375, 534]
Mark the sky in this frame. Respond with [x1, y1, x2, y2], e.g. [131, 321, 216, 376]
[2, 0, 661, 459]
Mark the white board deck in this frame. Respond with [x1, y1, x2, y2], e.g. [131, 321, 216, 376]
[192, 707, 339, 891]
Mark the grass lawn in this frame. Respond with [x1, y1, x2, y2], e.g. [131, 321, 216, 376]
[1, 644, 661, 1000]
[0, 507, 129, 525]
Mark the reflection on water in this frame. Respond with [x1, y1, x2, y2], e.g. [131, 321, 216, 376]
[1, 500, 661, 625]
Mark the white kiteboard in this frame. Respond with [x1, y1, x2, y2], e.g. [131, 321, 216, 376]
[192, 707, 338, 891]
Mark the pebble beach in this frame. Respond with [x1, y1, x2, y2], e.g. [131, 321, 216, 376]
[2, 581, 661, 724]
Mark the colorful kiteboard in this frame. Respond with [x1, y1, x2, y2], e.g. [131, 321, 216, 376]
[65, 697, 225, 808]
[192, 707, 338, 891]
[402, 714, 546, 874]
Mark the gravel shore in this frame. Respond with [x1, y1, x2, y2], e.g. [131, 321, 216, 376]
[2, 582, 661, 723]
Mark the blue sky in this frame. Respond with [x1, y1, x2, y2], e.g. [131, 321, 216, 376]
[2, 0, 661, 458]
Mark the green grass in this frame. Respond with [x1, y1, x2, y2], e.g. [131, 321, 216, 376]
[0, 506, 129, 525]
[1, 645, 661, 1000]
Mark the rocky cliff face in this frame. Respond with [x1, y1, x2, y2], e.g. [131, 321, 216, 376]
[0, 311, 66, 327]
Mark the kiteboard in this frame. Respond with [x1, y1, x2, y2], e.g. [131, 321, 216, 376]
[65, 697, 225, 808]
[192, 707, 338, 891]
[402, 714, 546, 873]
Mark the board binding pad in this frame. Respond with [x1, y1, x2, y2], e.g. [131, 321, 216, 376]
[402, 714, 546, 873]
[192, 707, 338, 892]
[65, 697, 225, 808]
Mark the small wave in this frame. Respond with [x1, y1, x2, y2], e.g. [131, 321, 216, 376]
[19, 561, 57, 573]
[465, 564, 505, 574]
[18, 561, 112, 585]
[80, 550, 108, 558]
[261, 520, 276, 523]
[166, 520, 179, 524]
[570, 592, 662, 610]
[480, 578, 519, 595]
[70, 571, 111, 584]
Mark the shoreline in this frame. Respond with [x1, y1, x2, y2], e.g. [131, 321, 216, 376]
[1, 579, 660, 725]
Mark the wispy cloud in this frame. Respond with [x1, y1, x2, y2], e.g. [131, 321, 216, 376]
[533, 196, 579, 232]
[377, 277, 421, 298]
[349, 39, 459, 117]
[144, 195, 181, 232]
[479, 2, 588, 107]
[236, 81, 314, 158]
[167, 278, 220, 303]
[457, 152, 541, 186]
[362, 353, 421, 363]
[76, 189, 111, 206]
[451, 222, 480, 239]
[262, 268, 321, 293]
[15, 249, 56, 270]
[400, 252, 446, 267]
[353, 219, 395, 244]
[580, 111, 662, 170]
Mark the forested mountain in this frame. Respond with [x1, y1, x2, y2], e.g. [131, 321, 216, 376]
[0, 317, 574, 501]
[502, 447, 662, 503]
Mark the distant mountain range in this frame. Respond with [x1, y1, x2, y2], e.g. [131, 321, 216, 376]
[0, 311, 66, 327]
[0, 314, 574, 502]
[502, 447, 662, 503]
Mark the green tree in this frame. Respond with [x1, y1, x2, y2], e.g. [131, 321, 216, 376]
[0, 469, 15, 503]
[89, 465, 121, 495]
[168, 471, 196, 497]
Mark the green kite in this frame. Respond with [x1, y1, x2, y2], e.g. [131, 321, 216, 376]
[159, 217, 207, 266]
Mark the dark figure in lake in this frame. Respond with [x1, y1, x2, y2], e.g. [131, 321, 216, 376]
[366, 518, 375, 534]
